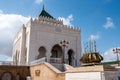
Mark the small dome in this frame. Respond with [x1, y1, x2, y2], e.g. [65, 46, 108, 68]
[80, 52, 103, 64]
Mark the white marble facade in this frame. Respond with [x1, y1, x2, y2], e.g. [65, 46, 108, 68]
[12, 9, 81, 67]
[66, 71, 118, 80]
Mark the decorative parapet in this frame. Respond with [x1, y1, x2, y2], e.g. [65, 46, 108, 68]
[38, 16, 63, 24]
[30, 16, 80, 31]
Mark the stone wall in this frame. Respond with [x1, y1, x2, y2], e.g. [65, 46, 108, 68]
[65, 65, 118, 80]
[0, 65, 29, 80]
[12, 26, 27, 65]
[30, 62, 65, 80]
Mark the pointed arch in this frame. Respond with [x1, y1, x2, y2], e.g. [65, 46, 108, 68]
[37, 46, 46, 59]
[51, 44, 62, 58]
[1, 72, 13, 80]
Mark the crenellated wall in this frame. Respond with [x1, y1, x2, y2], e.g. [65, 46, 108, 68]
[30, 16, 80, 31]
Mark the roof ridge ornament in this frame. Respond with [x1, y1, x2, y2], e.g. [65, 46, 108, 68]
[43, 4, 45, 10]
[39, 6, 55, 19]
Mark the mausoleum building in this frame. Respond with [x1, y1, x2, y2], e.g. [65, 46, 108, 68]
[12, 7, 81, 67]
[0, 6, 119, 80]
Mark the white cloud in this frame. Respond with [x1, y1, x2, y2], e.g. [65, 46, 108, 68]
[0, 54, 12, 61]
[0, 9, 3, 14]
[103, 17, 115, 29]
[0, 12, 30, 60]
[88, 33, 100, 41]
[103, 47, 120, 62]
[58, 14, 73, 26]
[6, 57, 12, 61]
[35, 0, 43, 4]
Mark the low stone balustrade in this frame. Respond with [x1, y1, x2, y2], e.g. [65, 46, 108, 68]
[30, 57, 62, 65]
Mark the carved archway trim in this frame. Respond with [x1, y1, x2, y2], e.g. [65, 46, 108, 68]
[0, 71, 13, 80]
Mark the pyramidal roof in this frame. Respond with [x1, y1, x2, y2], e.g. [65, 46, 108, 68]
[39, 5, 54, 19]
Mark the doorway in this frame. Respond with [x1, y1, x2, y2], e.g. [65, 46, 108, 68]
[51, 44, 62, 58]
[68, 49, 74, 65]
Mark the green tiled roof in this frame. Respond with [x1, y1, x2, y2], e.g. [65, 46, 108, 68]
[39, 7, 54, 19]
[101, 61, 119, 65]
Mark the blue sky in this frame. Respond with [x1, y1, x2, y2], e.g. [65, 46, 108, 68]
[0, 0, 120, 62]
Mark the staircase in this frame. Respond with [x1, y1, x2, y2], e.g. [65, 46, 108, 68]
[30, 57, 66, 71]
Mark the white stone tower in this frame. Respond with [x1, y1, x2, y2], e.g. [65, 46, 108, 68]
[12, 7, 81, 66]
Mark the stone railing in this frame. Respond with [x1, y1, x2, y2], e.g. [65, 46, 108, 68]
[0, 61, 29, 66]
[30, 57, 47, 65]
[47, 58, 62, 64]
[0, 61, 13, 65]
[30, 16, 80, 31]
[30, 57, 62, 65]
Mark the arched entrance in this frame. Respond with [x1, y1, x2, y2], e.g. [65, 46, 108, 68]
[51, 44, 62, 58]
[68, 49, 74, 66]
[37, 46, 46, 59]
[1, 72, 12, 80]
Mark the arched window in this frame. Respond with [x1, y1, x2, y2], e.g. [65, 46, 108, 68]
[37, 46, 46, 59]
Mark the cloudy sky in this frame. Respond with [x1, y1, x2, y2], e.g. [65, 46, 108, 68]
[0, 0, 120, 62]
